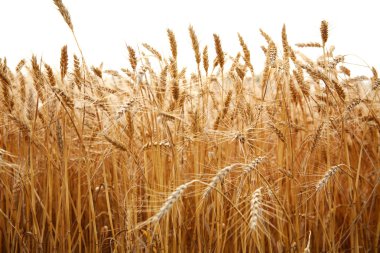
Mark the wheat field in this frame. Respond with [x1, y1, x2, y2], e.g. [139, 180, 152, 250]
[0, 1, 379, 252]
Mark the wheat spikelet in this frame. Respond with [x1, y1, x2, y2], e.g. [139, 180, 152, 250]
[268, 41, 277, 68]
[127, 46, 137, 71]
[300, 63, 327, 84]
[189, 109, 201, 134]
[333, 82, 345, 101]
[189, 25, 201, 65]
[268, 122, 286, 143]
[339, 65, 351, 76]
[202, 46, 209, 75]
[31, 55, 45, 102]
[73, 54, 82, 88]
[167, 29, 177, 60]
[9, 114, 30, 134]
[169, 57, 178, 79]
[371, 67, 380, 90]
[104, 135, 128, 152]
[261, 64, 270, 98]
[0, 69, 12, 112]
[213, 34, 224, 69]
[53, 0, 74, 30]
[142, 43, 162, 62]
[249, 187, 263, 231]
[293, 66, 310, 98]
[213, 90, 232, 129]
[152, 180, 196, 222]
[104, 70, 120, 77]
[261, 45, 267, 54]
[44, 64, 56, 86]
[56, 120, 64, 156]
[243, 157, 266, 173]
[289, 77, 301, 104]
[345, 98, 361, 114]
[60, 45, 68, 81]
[91, 66, 103, 79]
[222, 90, 232, 117]
[125, 111, 134, 140]
[320, 20, 329, 45]
[156, 65, 168, 103]
[15, 59, 26, 72]
[170, 62, 179, 101]
[235, 65, 246, 81]
[371, 67, 378, 80]
[316, 165, 341, 191]
[296, 42, 322, 48]
[17, 72, 26, 104]
[26, 89, 35, 121]
[259, 29, 273, 44]
[203, 163, 241, 199]
[281, 24, 290, 72]
[142, 140, 171, 151]
[238, 33, 254, 76]
[213, 114, 221, 130]
[288, 46, 297, 62]
[347, 76, 368, 83]
[52, 87, 74, 109]
[310, 122, 325, 154]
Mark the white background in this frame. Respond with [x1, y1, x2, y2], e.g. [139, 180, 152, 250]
[0, 0, 379, 76]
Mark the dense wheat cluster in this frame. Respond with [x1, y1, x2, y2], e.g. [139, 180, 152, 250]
[0, 2, 379, 252]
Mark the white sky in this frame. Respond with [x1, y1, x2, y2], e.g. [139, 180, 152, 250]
[0, 0, 379, 76]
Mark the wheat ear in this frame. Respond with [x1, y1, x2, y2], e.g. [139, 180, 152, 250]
[152, 180, 197, 222]
[203, 163, 241, 199]
[53, 0, 74, 31]
[249, 187, 263, 231]
[243, 157, 266, 173]
[316, 165, 341, 192]
[320, 20, 329, 45]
